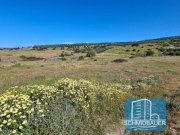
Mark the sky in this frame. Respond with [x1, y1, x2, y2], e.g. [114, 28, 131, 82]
[0, 0, 180, 47]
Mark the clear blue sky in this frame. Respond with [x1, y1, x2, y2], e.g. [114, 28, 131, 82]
[0, 0, 180, 47]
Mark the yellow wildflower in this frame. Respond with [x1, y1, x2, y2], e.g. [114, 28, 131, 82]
[19, 125, 23, 130]
[22, 120, 27, 125]
[3, 120, 7, 124]
[13, 120, 17, 123]
[12, 129, 17, 134]
[7, 114, 11, 118]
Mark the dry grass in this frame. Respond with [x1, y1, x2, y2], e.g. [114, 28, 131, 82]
[0, 48, 180, 91]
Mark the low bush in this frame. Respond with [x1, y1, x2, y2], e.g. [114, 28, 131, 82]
[52, 47, 56, 50]
[159, 48, 180, 56]
[112, 58, 128, 63]
[61, 57, 67, 61]
[86, 51, 96, 57]
[60, 52, 72, 57]
[12, 63, 21, 67]
[78, 56, 84, 60]
[20, 55, 44, 61]
[145, 49, 154, 56]
[32, 46, 48, 51]
[132, 49, 136, 52]
[60, 53, 65, 57]
[131, 43, 140, 47]
[129, 56, 136, 59]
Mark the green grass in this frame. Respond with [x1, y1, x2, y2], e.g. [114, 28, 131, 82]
[99, 45, 161, 58]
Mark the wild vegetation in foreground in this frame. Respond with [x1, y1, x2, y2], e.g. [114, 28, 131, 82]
[0, 77, 173, 135]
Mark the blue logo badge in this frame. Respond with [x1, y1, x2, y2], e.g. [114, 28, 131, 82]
[124, 98, 166, 131]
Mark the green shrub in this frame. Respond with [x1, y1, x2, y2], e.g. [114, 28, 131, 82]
[60, 52, 72, 57]
[52, 47, 56, 50]
[86, 51, 96, 57]
[20, 55, 45, 61]
[166, 70, 177, 75]
[169, 51, 175, 56]
[61, 57, 67, 61]
[131, 43, 140, 47]
[78, 56, 84, 60]
[175, 51, 180, 56]
[60, 52, 65, 57]
[32, 46, 48, 51]
[159, 48, 180, 56]
[113, 58, 128, 63]
[129, 56, 136, 59]
[132, 49, 136, 52]
[12, 63, 21, 67]
[145, 49, 154, 56]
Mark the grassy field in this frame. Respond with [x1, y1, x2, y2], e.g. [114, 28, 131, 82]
[0, 37, 180, 134]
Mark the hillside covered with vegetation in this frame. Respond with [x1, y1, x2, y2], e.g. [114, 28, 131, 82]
[0, 36, 179, 135]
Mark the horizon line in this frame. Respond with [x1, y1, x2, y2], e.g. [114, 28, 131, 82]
[0, 35, 179, 49]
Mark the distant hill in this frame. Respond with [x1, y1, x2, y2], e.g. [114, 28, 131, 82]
[139, 36, 180, 47]
[31, 36, 180, 48]
[142, 36, 180, 42]
[0, 36, 180, 49]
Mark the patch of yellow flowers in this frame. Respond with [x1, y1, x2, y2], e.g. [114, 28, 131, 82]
[54, 78, 131, 115]
[55, 78, 97, 112]
[0, 78, 132, 134]
[0, 85, 58, 134]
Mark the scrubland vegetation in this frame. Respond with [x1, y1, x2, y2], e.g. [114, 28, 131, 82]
[0, 36, 180, 134]
[0, 77, 168, 135]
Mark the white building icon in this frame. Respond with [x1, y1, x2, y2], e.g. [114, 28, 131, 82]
[131, 99, 159, 120]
